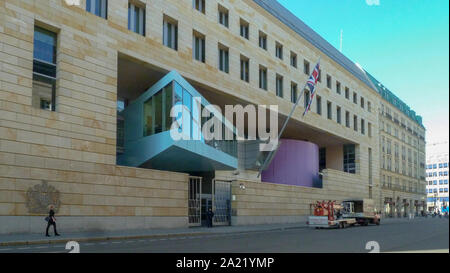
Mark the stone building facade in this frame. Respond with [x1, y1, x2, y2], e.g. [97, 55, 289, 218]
[0, 0, 425, 234]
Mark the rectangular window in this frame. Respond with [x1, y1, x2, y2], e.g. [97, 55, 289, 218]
[319, 148, 326, 171]
[240, 56, 249, 82]
[318, 69, 322, 82]
[336, 106, 341, 124]
[368, 122, 372, 137]
[240, 19, 249, 39]
[326, 75, 332, 89]
[259, 66, 267, 90]
[276, 75, 283, 98]
[163, 16, 178, 50]
[290, 52, 297, 68]
[193, 0, 205, 14]
[336, 81, 341, 94]
[291, 82, 298, 103]
[193, 31, 205, 63]
[304, 89, 310, 108]
[86, 0, 108, 19]
[345, 87, 349, 99]
[304, 60, 310, 75]
[218, 5, 229, 28]
[316, 96, 322, 115]
[353, 115, 358, 131]
[218, 44, 229, 73]
[353, 92, 357, 104]
[344, 144, 356, 174]
[327, 101, 332, 120]
[128, 2, 145, 36]
[361, 97, 365, 109]
[361, 119, 365, 135]
[275, 42, 283, 59]
[259, 31, 267, 50]
[32, 26, 57, 112]
[345, 111, 350, 128]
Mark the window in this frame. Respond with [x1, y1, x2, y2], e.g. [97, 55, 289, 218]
[318, 69, 322, 82]
[367, 101, 372, 112]
[353, 115, 358, 131]
[259, 66, 267, 90]
[86, 0, 108, 19]
[326, 75, 332, 89]
[276, 75, 283, 98]
[275, 42, 283, 59]
[304, 89, 310, 108]
[336, 81, 341, 94]
[128, 2, 145, 36]
[218, 44, 229, 73]
[240, 56, 249, 82]
[304, 60, 310, 75]
[259, 31, 267, 50]
[218, 5, 229, 28]
[240, 19, 249, 39]
[345, 87, 349, 99]
[32, 26, 57, 112]
[327, 101, 332, 120]
[361, 119, 365, 135]
[345, 111, 350, 128]
[344, 144, 356, 174]
[319, 148, 326, 171]
[143, 83, 173, 136]
[316, 96, 322, 115]
[291, 82, 298, 103]
[353, 92, 357, 104]
[336, 106, 341, 124]
[193, 31, 205, 62]
[361, 97, 365, 109]
[290, 52, 297, 68]
[368, 122, 372, 137]
[193, 0, 205, 14]
[163, 16, 178, 50]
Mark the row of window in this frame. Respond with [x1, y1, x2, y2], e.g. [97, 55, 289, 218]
[428, 180, 449, 185]
[89, 0, 372, 115]
[428, 188, 449, 193]
[381, 103, 425, 140]
[427, 163, 449, 169]
[381, 175, 421, 192]
[427, 171, 449, 177]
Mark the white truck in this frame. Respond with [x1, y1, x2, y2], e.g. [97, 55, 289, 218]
[308, 199, 381, 229]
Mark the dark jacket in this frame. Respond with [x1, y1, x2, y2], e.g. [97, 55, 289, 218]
[48, 209, 55, 223]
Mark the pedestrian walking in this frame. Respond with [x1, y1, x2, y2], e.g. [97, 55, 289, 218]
[206, 208, 214, 228]
[45, 204, 60, 237]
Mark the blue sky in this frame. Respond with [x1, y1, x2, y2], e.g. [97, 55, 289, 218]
[278, 0, 449, 144]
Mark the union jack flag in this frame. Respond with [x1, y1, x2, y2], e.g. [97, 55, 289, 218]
[303, 60, 321, 116]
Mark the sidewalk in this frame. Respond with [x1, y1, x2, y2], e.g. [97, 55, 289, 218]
[0, 222, 308, 247]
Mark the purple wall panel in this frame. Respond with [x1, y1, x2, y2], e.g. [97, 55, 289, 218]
[261, 139, 319, 188]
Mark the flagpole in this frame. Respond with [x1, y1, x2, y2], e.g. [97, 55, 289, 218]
[257, 57, 321, 178]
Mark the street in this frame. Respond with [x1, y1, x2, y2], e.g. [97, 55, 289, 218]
[0, 218, 448, 253]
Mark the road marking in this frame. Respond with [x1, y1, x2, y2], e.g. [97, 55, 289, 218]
[112, 241, 121, 244]
[0, 248, 12, 251]
[85, 243, 95, 246]
[17, 247, 31, 250]
[35, 246, 48, 249]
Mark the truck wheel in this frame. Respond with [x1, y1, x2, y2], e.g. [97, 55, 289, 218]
[376, 219, 380, 225]
[363, 219, 369, 226]
[339, 222, 344, 229]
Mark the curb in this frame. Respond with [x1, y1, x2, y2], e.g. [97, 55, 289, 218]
[0, 225, 307, 247]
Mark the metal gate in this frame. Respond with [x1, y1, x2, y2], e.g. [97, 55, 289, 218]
[213, 179, 232, 226]
[188, 177, 202, 226]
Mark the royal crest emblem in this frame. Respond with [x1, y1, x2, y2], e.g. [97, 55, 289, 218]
[26, 181, 61, 214]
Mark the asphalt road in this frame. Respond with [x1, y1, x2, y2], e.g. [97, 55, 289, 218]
[0, 218, 448, 253]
